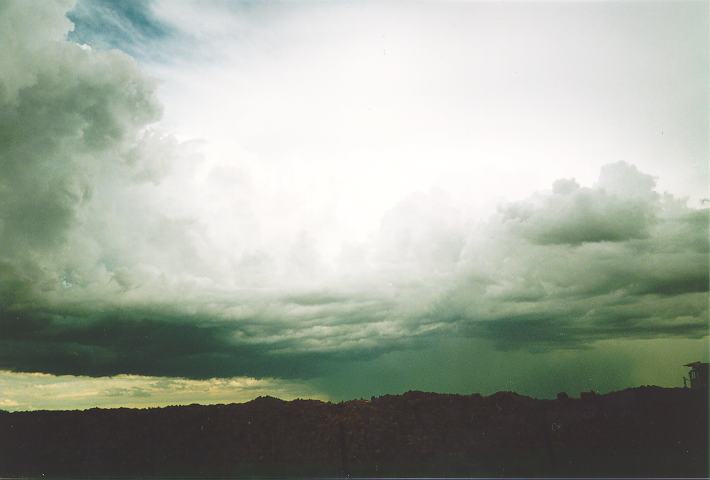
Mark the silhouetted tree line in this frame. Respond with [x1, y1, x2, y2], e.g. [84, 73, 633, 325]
[0, 386, 706, 477]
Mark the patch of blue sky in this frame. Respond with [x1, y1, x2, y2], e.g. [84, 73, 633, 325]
[67, 0, 176, 62]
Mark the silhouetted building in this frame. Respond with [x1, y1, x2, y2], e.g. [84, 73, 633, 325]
[684, 362, 708, 390]
[580, 390, 597, 400]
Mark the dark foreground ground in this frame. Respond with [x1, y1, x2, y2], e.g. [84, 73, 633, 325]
[0, 386, 707, 477]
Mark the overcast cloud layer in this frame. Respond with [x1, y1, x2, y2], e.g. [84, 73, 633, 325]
[0, 0, 708, 408]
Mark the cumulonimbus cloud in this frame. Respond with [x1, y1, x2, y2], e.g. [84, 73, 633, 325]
[0, 0, 707, 381]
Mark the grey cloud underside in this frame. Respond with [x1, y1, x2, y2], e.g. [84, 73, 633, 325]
[0, 0, 707, 380]
[458, 303, 707, 352]
[0, 311, 326, 379]
[0, 300, 410, 379]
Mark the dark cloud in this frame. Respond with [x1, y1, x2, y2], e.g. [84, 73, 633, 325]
[0, 295, 410, 380]
[0, 309, 319, 379]
[460, 305, 708, 352]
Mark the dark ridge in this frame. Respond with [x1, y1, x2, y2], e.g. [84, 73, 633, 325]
[0, 387, 706, 477]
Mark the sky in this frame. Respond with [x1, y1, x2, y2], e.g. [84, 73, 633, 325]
[0, 0, 708, 411]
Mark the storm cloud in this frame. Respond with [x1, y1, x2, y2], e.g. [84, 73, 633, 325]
[0, 0, 707, 398]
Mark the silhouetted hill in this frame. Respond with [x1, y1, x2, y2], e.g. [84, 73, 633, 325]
[0, 386, 706, 477]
